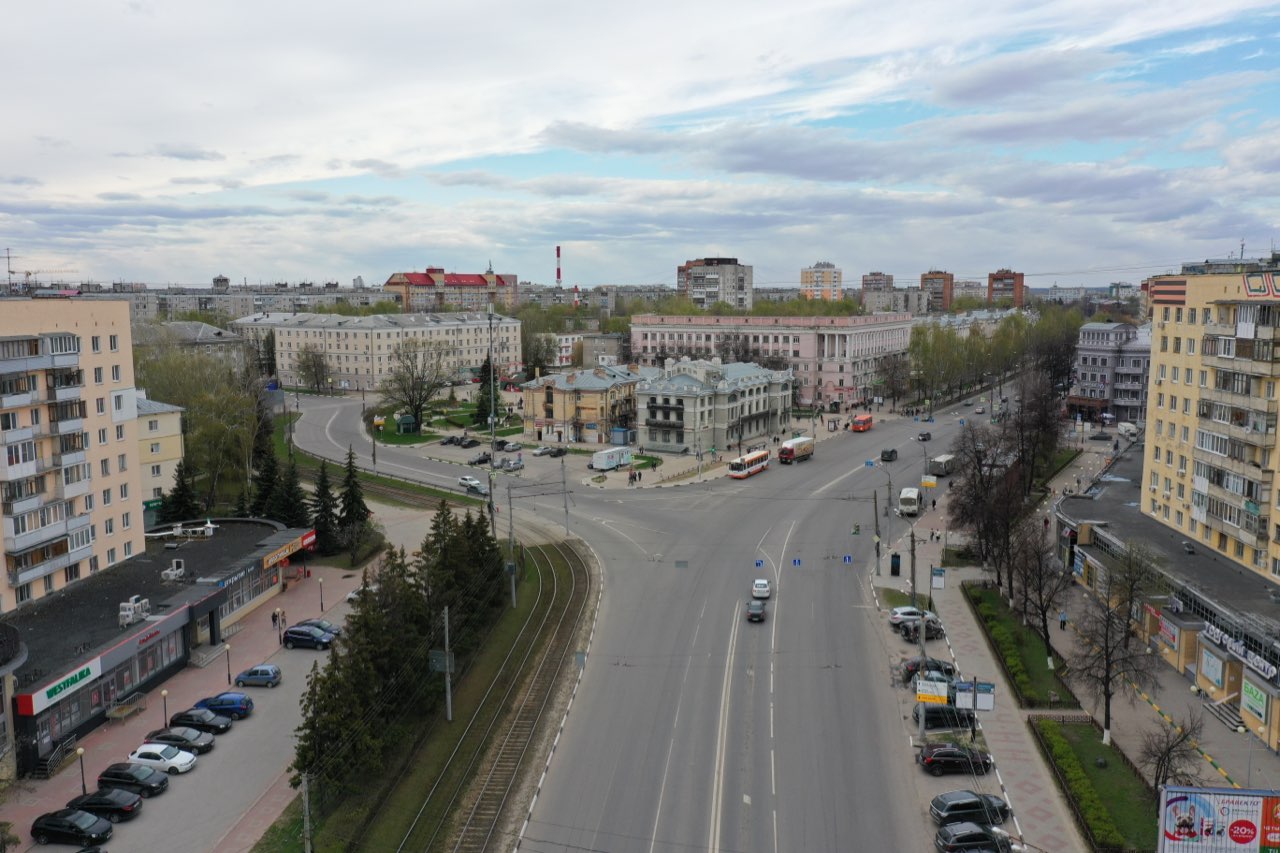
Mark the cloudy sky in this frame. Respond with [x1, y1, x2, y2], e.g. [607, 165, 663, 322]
[4, 1, 1279, 290]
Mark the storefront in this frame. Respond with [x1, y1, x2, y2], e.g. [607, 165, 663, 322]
[1151, 604, 1202, 678]
[204, 528, 315, 630]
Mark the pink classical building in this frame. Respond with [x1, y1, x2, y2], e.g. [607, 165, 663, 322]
[630, 313, 912, 407]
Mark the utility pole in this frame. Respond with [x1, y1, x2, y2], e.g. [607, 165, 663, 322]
[873, 490, 881, 575]
[913, 528, 927, 744]
[444, 605, 453, 722]
[507, 480, 517, 608]
[910, 522, 918, 609]
[301, 772, 313, 853]
[561, 457, 569, 535]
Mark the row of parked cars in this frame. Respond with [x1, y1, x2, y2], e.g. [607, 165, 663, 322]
[30, 690, 261, 847]
[889, 608, 1022, 851]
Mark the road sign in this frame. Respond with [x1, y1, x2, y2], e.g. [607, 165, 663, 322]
[931, 566, 945, 589]
[864, 459, 875, 468]
[921, 475, 937, 489]
[916, 679, 950, 704]
[843, 554, 852, 564]
[955, 681, 975, 709]
[958, 419, 965, 426]
[755, 559, 764, 568]
[975, 681, 996, 711]
[792, 558, 801, 567]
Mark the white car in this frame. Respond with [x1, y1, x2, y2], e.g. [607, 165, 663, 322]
[346, 582, 378, 603]
[889, 605, 936, 626]
[532, 446, 553, 457]
[458, 475, 482, 490]
[503, 441, 522, 452]
[128, 743, 197, 775]
[752, 579, 772, 599]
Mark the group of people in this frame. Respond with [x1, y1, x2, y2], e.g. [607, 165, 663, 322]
[627, 468, 644, 485]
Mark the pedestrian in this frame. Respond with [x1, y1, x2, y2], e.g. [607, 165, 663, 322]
[637, 470, 642, 482]
[932, 498, 937, 511]
[281, 610, 287, 628]
[1059, 609, 1067, 631]
[271, 610, 279, 629]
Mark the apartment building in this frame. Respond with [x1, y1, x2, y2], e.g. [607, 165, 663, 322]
[860, 271, 894, 296]
[231, 311, 522, 392]
[987, 269, 1026, 307]
[133, 321, 250, 373]
[0, 298, 144, 613]
[135, 395, 184, 527]
[677, 258, 753, 310]
[55, 281, 395, 323]
[520, 364, 653, 444]
[630, 313, 912, 407]
[1066, 322, 1150, 424]
[801, 262, 843, 301]
[384, 266, 518, 312]
[1142, 254, 1280, 580]
[920, 271, 954, 312]
[862, 288, 930, 315]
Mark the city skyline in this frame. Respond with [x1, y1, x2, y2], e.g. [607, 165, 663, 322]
[3, 1, 1278, 288]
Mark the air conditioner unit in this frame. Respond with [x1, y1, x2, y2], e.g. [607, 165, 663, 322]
[1155, 378, 1163, 386]
[1149, 485, 1158, 493]
[1177, 469, 1187, 477]
[1162, 491, 1172, 500]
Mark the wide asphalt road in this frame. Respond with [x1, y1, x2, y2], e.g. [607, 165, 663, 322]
[292, 393, 978, 852]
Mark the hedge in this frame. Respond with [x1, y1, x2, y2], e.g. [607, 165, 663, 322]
[1034, 719, 1127, 849]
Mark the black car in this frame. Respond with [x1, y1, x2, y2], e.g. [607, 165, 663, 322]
[934, 821, 1016, 851]
[297, 617, 343, 637]
[902, 656, 956, 684]
[929, 789, 1010, 825]
[67, 787, 144, 823]
[460, 437, 481, 448]
[441, 435, 459, 446]
[30, 809, 113, 847]
[745, 600, 766, 622]
[548, 447, 568, 458]
[146, 726, 216, 754]
[917, 744, 994, 777]
[96, 762, 169, 798]
[283, 624, 336, 650]
[919, 431, 932, 441]
[881, 448, 898, 462]
[901, 616, 946, 641]
[913, 702, 975, 730]
[169, 707, 233, 735]
[467, 451, 492, 466]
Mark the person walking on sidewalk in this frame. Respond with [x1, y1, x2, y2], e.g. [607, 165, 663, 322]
[1059, 609, 1068, 631]
[271, 610, 279, 630]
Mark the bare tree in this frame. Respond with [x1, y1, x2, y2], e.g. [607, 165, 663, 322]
[378, 339, 452, 430]
[296, 343, 330, 392]
[876, 353, 911, 408]
[1008, 370, 1062, 494]
[1010, 517, 1074, 669]
[1139, 712, 1205, 788]
[948, 422, 1023, 590]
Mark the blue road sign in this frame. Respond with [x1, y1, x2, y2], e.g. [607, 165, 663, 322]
[755, 559, 764, 568]
[792, 558, 802, 567]
[959, 419, 966, 426]
[843, 554, 853, 564]
[864, 459, 875, 468]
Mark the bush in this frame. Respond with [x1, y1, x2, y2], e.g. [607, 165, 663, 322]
[1035, 720, 1128, 849]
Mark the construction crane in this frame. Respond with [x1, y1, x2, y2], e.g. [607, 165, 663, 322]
[23, 268, 79, 289]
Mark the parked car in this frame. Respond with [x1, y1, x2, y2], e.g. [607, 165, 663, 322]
[66, 788, 143, 823]
[441, 435, 459, 446]
[889, 606, 936, 626]
[169, 707, 232, 735]
[549, 447, 568, 458]
[346, 582, 379, 602]
[963, 399, 973, 406]
[502, 458, 524, 472]
[751, 579, 772, 599]
[194, 691, 254, 720]
[234, 663, 283, 688]
[145, 726, 215, 754]
[96, 763, 169, 798]
[929, 789, 1009, 824]
[901, 616, 946, 641]
[532, 446, 553, 456]
[913, 702, 975, 731]
[918, 431, 932, 441]
[127, 743, 197, 775]
[975, 406, 986, 414]
[30, 810, 113, 847]
[297, 618, 342, 637]
[918, 745, 994, 778]
[881, 448, 898, 462]
[933, 821, 1018, 851]
[745, 599, 767, 622]
[460, 437, 481, 448]
[503, 441, 522, 452]
[902, 655, 956, 683]
[467, 451, 492, 466]
[283, 625, 336, 650]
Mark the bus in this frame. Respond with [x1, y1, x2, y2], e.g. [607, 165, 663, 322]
[851, 414, 873, 432]
[728, 449, 770, 478]
[899, 487, 920, 516]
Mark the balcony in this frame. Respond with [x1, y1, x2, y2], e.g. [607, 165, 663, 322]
[5, 518, 70, 555]
[55, 475, 90, 501]
[2, 491, 45, 517]
[2, 426, 34, 445]
[52, 448, 86, 468]
[47, 384, 83, 403]
[48, 416, 83, 436]
[1202, 353, 1280, 378]
[1199, 386, 1278, 412]
[645, 417, 685, 428]
[1193, 449, 1273, 484]
[0, 388, 37, 408]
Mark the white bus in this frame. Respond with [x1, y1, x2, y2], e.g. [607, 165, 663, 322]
[899, 487, 921, 516]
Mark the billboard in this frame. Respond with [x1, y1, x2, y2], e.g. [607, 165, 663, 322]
[1159, 786, 1280, 851]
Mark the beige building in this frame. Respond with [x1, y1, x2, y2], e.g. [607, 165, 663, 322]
[0, 298, 144, 612]
[135, 395, 185, 526]
[520, 364, 653, 444]
[1142, 255, 1280, 578]
[231, 311, 522, 392]
[800, 262, 843, 301]
[862, 288, 930, 315]
[133, 321, 250, 373]
[383, 266, 518, 312]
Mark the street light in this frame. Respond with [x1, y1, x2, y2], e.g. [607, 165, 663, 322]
[1238, 724, 1270, 784]
[319, 577, 324, 612]
[161, 689, 168, 724]
[224, 644, 232, 685]
[275, 608, 283, 645]
[76, 746, 86, 795]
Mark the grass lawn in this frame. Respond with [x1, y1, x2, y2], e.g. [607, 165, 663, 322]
[878, 587, 936, 612]
[967, 585, 1077, 707]
[1058, 721, 1158, 850]
[941, 545, 982, 567]
[374, 429, 441, 446]
[1038, 447, 1081, 487]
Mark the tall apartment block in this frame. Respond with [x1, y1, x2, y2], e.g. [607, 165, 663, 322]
[800, 262, 843, 301]
[1142, 253, 1280, 578]
[1, 299, 144, 612]
[920, 270, 954, 312]
[987, 269, 1025, 307]
[861, 271, 894, 295]
[677, 258, 753, 310]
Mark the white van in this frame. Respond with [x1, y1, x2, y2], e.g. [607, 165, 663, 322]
[899, 487, 921, 516]
[1117, 422, 1139, 440]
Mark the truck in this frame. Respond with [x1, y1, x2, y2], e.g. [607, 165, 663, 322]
[778, 436, 814, 464]
[926, 454, 956, 477]
[589, 447, 633, 471]
[899, 487, 921, 516]
[1116, 422, 1140, 440]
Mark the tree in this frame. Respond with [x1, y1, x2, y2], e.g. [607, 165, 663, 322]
[0, 821, 22, 853]
[378, 339, 452, 432]
[233, 488, 249, 518]
[257, 329, 277, 378]
[158, 459, 202, 523]
[1010, 516, 1074, 669]
[473, 356, 497, 430]
[522, 334, 554, 380]
[296, 343, 330, 392]
[1138, 712, 1205, 788]
[309, 461, 340, 556]
[267, 460, 311, 528]
[249, 447, 279, 518]
[947, 422, 1022, 590]
[1007, 370, 1061, 494]
[338, 446, 372, 562]
[876, 353, 911, 407]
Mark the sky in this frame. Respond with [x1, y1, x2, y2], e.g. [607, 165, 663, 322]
[4, 1, 1280, 290]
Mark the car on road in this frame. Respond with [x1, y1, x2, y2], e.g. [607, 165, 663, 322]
[67, 787, 144, 823]
[500, 457, 524, 472]
[283, 624, 336, 650]
[169, 707, 232, 735]
[128, 743, 198, 775]
[467, 451, 492, 466]
[975, 406, 986, 414]
[234, 663, 283, 688]
[963, 399, 973, 406]
[913, 702, 975, 731]
[145, 726, 215, 754]
[297, 618, 343, 637]
[745, 599, 767, 622]
[347, 582, 379, 602]
[751, 579, 772, 599]
[548, 447, 568, 458]
[440, 435, 459, 446]
[532, 446, 553, 456]
[459, 437, 481, 448]
[30, 809, 113, 847]
[889, 605, 936, 626]
[917, 744, 994, 777]
[918, 431, 932, 441]
[880, 448, 898, 462]
[901, 655, 956, 683]
[195, 691, 254, 720]
[929, 789, 1009, 824]
[933, 821, 1019, 851]
[97, 763, 170, 798]
[502, 441, 522, 452]
[459, 475, 483, 490]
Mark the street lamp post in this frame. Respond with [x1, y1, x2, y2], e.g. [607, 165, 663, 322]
[224, 644, 232, 685]
[1238, 724, 1270, 784]
[76, 746, 86, 795]
[318, 577, 324, 612]
[161, 688, 168, 724]
[275, 608, 283, 645]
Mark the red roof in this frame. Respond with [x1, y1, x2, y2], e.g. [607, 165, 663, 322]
[393, 271, 510, 288]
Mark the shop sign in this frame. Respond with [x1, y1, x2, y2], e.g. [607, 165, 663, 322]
[1204, 622, 1280, 682]
[1159, 785, 1280, 851]
[264, 543, 294, 569]
[21, 659, 103, 715]
[1202, 647, 1225, 688]
[1243, 680, 1269, 722]
[1144, 603, 1162, 621]
[1160, 616, 1181, 648]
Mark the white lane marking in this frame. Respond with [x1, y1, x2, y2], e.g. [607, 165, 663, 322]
[772, 809, 779, 853]
[595, 519, 651, 556]
[708, 604, 741, 853]
[647, 607, 703, 853]
[770, 748, 776, 796]
[769, 520, 796, 651]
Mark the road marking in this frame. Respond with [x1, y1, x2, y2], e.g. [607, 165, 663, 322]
[770, 748, 776, 796]
[708, 604, 741, 853]
[647, 610, 702, 853]
[596, 519, 650, 556]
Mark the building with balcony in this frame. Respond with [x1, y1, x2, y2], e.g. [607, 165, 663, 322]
[677, 258, 753, 310]
[1142, 252, 1280, 580]
[862, 288, 930, 316]
[636, 357, 792, 455]
[383, 265, 518, 312]
[231, 311, 522, 393]
[920, 270, 954, 312]
[860, 271, 893, 295]
[1066, 322, 1150, 423]
[57, 280, 395, 323]
[519, 364, 656, 444]
[800, 262, 843, 301]
[0, 298, 144, 613]
[132, 321, 250, 373]
[630, 313, 912, 407]
[135, 394, 184, 527]
[987, 269, 1026, 307]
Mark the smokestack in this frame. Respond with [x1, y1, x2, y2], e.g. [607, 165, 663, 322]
[556, 245, 561, 287]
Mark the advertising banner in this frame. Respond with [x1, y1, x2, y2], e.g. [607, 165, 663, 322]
[916, 679, 949, 705]
[1159, 786, 1280, 852]
[1202, 647, 1225, 688]
[1243, 679, 1269, 722]
[1161, 616, 1181, 648]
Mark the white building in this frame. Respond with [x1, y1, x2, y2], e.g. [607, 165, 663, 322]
[638, 357, 793, 454]
[677, 258, 754, 310]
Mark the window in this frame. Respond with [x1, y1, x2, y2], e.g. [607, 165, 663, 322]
[122, 511, 131, 529]
[118, 453, 127, 471]
[109, 334, 118, 352]
[95, 398, 105, 415]
[1190, 308, 1197, 324]
[152, 487, 163, 498]
[124, 541, 132, 558]
[148, 419, 159, 431]
[107, 547, 116, 565]
[119, 483, 128, 500]
[94, 366, 103, 384]
[100, 459, 110, 476]
[111, 365, 121, 382]
[150, 464, 161, 477]
[97, 428, 107, 444]
[113, 394, 123, 412]
[43, 575, 54, 594]
[102, 488, 112, 506]
[16, 584, 31, 604]
[1188, 339, 1196, 355]
[84, 493, 94, 511]
[150, 442, 160, 454]
[104, 518, 114, 535]
[64, 564, 80, 584]
[91, 336, 101, 353]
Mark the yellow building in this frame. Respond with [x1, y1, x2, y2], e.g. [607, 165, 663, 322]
[800, 262, 843, 301]
[521, 365, 650, 444]
[0, 298, 144, 611]
[1143, 258, 1280, 575]
[136, 394, 185, 526]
